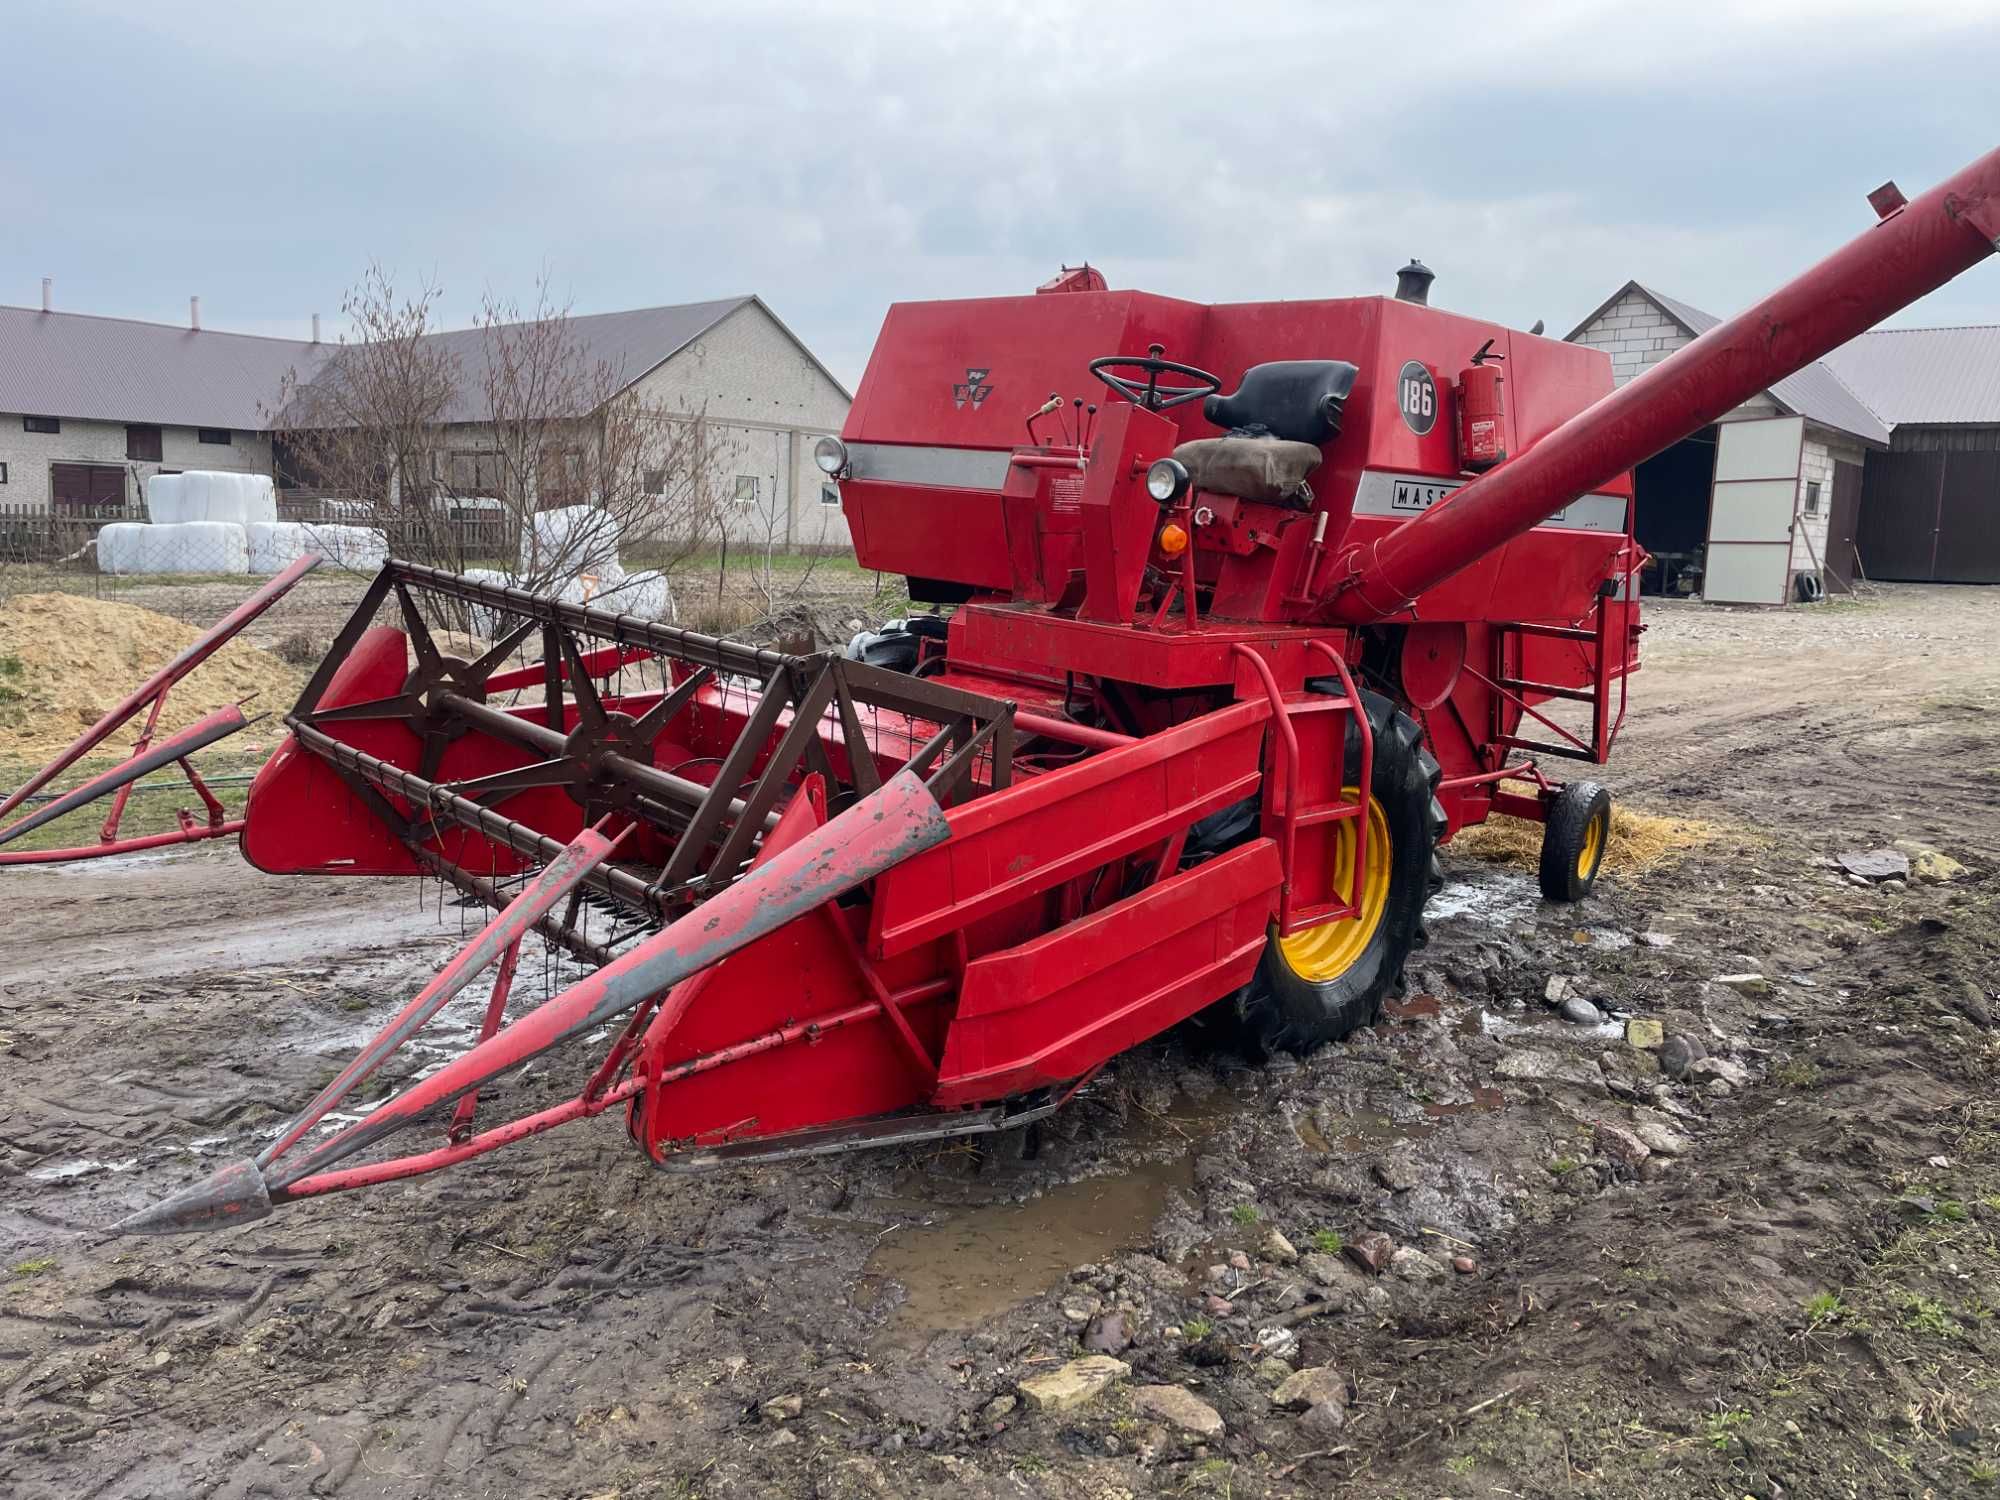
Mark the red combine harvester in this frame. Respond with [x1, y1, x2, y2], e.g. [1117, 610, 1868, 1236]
[8, 149, 1996, 1233]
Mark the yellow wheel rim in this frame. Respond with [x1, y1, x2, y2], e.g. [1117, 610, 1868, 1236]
[1576, 808, 1606, 881]
[1276, 794, 1392, 984]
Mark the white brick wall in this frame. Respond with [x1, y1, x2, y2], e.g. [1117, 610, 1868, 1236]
[1570, 290, 1689, 386]
[1790, 431, 1866, 578]
[631, 302, 852, 550]
[0, 415, 272, 511]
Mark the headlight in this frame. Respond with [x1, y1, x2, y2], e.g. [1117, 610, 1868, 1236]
[813, 436, 849, 476]
[1145, 457, 1190, 504]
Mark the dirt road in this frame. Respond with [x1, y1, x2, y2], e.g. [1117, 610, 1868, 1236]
[4, 584, 1997, 1499]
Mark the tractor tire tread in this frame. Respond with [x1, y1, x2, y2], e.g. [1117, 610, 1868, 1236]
[1228, 689, 1444, 1056]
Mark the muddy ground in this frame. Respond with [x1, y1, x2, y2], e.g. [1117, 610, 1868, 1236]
[4, 583, 1998, 1499]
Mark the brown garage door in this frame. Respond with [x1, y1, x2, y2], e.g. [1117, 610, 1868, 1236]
[50, 463, 127, 510]
[1824, 459, 1863, 592]
[1856, 451, 1944, 580]
[1935, 450, 2000, 583]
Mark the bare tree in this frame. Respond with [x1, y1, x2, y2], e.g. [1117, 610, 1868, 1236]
[271, 265, 731, 606]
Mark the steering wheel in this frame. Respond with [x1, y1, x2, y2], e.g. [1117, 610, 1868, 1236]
[1088, 344, 1222, 411]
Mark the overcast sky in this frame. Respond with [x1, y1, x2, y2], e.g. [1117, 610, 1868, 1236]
[5, 0, 1997, 387]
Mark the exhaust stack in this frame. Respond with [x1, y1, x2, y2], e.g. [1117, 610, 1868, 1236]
[1393, 259, 1434, 305]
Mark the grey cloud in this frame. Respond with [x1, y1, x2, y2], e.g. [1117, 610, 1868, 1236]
[5, 1, 1997, 389]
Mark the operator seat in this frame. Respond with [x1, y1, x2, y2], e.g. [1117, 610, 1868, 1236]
[1172, 359, 1359, 507]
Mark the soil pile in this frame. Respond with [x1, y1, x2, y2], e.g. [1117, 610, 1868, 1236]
[0, 592, 304, 758]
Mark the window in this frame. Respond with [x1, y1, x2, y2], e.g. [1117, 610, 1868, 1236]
[126, 424, 163, 462]
[197, 427, 232, 446]
[0, 462, 8, 484]
[23, 415, 59, 434]
[734, 475, 758, 506]
[448, 450, 507, 494]
[820, 482, 839, 507]
[644, 468, 667, 495]
[50, 463, 125, 509]
[1804, 480, 1822, 516]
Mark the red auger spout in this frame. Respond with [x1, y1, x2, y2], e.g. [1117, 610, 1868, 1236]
[1324, 144, 2000, 621]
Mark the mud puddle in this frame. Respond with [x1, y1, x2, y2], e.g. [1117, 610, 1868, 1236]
[858, 1091, 1234, 1353]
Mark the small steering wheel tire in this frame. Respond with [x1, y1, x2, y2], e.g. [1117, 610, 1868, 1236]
[1538, 780, 1612, 903]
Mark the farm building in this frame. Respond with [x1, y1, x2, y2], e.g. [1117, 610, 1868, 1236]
[0, 287, 852, 550]
[1568, 282, 1889, 603]
[1822, 326, 2000, 584]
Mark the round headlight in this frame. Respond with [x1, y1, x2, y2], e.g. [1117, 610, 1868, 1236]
[813, 436, 849, 476]
[1145, 457, 1190, 504]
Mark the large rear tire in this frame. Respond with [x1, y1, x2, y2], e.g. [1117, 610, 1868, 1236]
[1226, 689, 1444, 1055]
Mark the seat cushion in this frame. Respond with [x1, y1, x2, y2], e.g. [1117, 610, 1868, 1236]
[1171, 436, 1323, 506]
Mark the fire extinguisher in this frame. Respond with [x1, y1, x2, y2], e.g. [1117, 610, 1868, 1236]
[1456, 339, 1506, 471]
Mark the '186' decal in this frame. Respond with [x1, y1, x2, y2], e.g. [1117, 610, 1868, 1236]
[1396, 361, 1437, 436]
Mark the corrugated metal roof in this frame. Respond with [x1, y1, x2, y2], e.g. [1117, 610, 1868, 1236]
[1821, 325, 2000, 426]
[0, 295, 770, 430]
[415, 297, 754, 424]
[0, 305, 323, 429]
[1634, 284, 1891, 446]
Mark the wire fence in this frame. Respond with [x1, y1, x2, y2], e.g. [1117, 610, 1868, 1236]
[1, 496, 912, 658]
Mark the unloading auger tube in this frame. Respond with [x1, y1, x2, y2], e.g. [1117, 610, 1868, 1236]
[1325, 145, 2000, 620]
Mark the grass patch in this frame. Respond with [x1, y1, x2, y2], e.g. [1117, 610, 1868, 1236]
[1310, 1228, 1343, 1254]
[1230, 1204, 1260, 1227]
[1182, 1316, 1214, 1340]
[1904, 1294, 1957, 1338]
[1804, 1291, 1845, 1325]
[0, 747, 268, 855]
[1775, 1058, 1824, 1088]
[1548, 1157, 1581, 1177]
[1701, 1408, 1751, 1451]
[12, 1257, 56, 1278]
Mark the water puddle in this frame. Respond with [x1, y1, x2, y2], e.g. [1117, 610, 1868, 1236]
[1427, 870, 1538, 929]
[1465, 1007, 1624, 1045]
[1296, 1087, 1505, 1154]
[27, 1157, 139, 1183]
[862, 1157, 1193, 1354]
[860, 1092, 1231, 1353]
[1423, 1085, 1506, 1119]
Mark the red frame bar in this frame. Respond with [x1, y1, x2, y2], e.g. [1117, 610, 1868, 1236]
[0, 553, 319, 825]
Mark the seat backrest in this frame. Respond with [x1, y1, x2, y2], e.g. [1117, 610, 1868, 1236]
[1202, 360, 1360, 446]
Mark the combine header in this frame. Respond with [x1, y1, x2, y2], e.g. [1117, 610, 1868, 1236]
[8, 148, 1992, 1232]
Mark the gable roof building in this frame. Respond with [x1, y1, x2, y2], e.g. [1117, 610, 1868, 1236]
[1565, 280, 1888, 446]
[1821, 325, 2000, 428]
[0, 293, 852, 548]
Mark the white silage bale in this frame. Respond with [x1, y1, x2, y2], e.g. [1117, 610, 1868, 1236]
[96, 522, 144, 574]
[519, 505, 621, 576]
[132, 521, 248, 574]
[458, 568, 518, 639]
[246, 521, 310, 574]
[222, 472, 278, 526]
[297, 523, 390, 571]
[596, 569, 672, 622]
[144, 473, 188, 524]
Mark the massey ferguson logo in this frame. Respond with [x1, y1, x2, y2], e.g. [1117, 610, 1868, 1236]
[952, 367, 994, 410]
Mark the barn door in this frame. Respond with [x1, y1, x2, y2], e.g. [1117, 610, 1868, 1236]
[1704, 416, 1803, 604]
[1823, 459, 1864, 592]
[50, 462, 128, 511]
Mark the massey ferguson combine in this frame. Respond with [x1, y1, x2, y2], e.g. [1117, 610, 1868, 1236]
[7, 147, 1997, 1233]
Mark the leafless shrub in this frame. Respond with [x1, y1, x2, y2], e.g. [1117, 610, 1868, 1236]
[269, 265, 733, 617]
